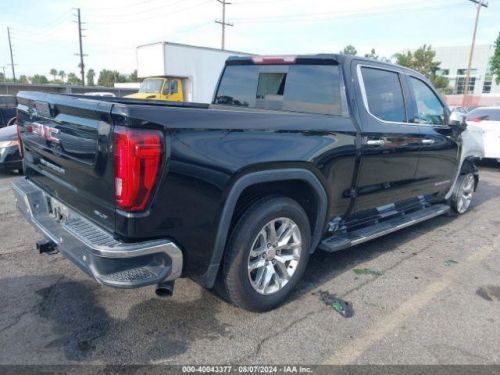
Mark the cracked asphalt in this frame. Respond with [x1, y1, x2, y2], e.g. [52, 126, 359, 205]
[0, 163, 499, 365]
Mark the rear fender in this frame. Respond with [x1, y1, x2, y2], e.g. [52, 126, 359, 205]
[195, 168, 328, 289]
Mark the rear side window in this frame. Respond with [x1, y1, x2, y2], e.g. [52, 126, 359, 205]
[408, 77, 445, 125]
[214, 64, 347, 116]
[361, 67, 406, 122]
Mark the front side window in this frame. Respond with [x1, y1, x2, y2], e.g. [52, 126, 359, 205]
[408, 77, 445, 125]
[163, 80, 178, 95]
[361, 67, 406, 122]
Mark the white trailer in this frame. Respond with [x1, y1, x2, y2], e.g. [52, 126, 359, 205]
[136, 42, 251, 103]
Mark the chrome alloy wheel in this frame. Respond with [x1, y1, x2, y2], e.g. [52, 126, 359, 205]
[247, 218, 302, 295]
[456, 173, 475, 214]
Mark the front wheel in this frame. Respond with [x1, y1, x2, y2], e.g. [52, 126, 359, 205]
[220, 196, 311, 312]
[451, 172, 475, 214]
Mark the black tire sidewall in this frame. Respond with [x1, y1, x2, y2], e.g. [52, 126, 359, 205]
[223, 196, 311, 312]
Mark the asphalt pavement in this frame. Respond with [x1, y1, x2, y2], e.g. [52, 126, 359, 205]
[0, 164, 499, 366]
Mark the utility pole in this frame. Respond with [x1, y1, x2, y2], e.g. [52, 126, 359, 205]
[462, 0, 488, 106]
[7, 27, 16, 82]
[215, 0, 233, 50]
[74, 8, 86, 86]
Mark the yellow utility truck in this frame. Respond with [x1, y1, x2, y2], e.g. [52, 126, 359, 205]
[125, 77, 183, 101]
[128, 42, 250, 103]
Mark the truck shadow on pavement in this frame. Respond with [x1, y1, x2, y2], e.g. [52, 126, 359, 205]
[0, 171, 21, 181]
[0, 275, 229, 363]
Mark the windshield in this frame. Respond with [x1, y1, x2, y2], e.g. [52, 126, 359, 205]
[467, 108, 500, 122]
[139, 79, 164, 93]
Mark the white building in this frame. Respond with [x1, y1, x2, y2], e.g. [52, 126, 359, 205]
[433, 44, 499, 95]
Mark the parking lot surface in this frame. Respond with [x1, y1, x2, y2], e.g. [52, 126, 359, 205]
[0, 165, 499, 365]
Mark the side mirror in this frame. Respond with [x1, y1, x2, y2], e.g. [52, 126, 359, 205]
[449, 115, 467, 132]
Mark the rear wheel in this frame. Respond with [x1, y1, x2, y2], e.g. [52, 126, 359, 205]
[451, 172, 475, 214]
[220, 196, 311, 312]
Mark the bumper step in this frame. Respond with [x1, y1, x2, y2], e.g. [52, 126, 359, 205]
[320, 204, 450, 253]
[98, 267, 158, 285]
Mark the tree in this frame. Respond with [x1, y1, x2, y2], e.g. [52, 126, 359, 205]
[86, 69, 95, 86]
[19, 75, 29, 84]
[58, 70, 66, 82]
[31, 74, 49, 84]
[364, 48, 379, 60]
[363, 48, 392, 62]
[394, 44, 450, 93]
[97, 69, 137, 86]
[97, 69, 116, 87]
[49, 68, 58, 81]
[0, 72, 4, 82]
[490, 32, 500, 85]
[67, 72, 81, 85]
[340, 45, 357, 56]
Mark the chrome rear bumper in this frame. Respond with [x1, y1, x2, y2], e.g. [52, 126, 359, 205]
[11, 177, 183, 288]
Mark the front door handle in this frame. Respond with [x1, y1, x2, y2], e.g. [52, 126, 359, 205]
[422, 139, 435, 145]
[366, 139, 385, 146]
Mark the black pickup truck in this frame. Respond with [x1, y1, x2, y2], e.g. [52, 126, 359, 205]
[12, 54, 477, 311]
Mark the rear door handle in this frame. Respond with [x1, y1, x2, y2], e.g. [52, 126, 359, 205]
[422, 139, 435, 145]
[366, 139, 385, 146]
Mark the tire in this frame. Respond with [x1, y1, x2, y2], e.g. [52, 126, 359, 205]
[450, 172, 475, 214]
[220, 196, 311, 312]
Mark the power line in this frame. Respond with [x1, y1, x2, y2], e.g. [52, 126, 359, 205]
[232, 0, 463, 23]
[462, 0, 488, 104]
[83, 0, 172, 12]
[7, 27, 16, 82]
[84, 0, 185, 19]
[14, 10, 72, 35]
[85, 0, 211, 26]
[215, 0, 233, 50]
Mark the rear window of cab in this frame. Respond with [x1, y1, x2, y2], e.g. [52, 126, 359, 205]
[214, 64, 348, 116]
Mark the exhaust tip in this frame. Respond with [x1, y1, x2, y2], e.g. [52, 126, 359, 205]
[36, 239, 58, 254]
[155, 281, 175, 298]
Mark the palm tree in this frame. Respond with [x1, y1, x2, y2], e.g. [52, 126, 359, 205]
[50, 68, 57, 81]
[58, 70, 66, 82]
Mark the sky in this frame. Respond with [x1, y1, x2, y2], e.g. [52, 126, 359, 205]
[0, 0, 499, 79]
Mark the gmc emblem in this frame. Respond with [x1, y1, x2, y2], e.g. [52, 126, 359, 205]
[30, 122, 60, 144]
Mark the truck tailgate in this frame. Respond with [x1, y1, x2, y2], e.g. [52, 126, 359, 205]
[17, 92, 116, 232]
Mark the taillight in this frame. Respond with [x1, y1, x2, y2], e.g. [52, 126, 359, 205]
[114, 126, 162, 212]
[468, 117, 481, 122]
